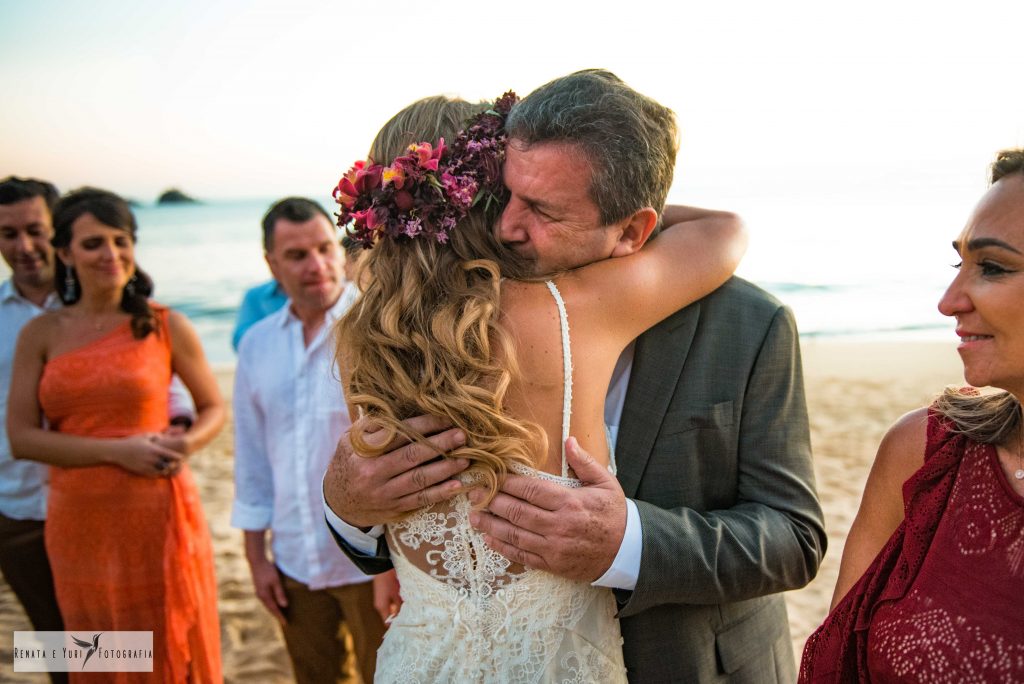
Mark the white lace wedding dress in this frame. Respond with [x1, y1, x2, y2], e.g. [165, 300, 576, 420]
[374, 282, 628, 683]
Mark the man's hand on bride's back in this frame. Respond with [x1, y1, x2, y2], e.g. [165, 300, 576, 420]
[469, 437, 627, 582]
[324, 414, 470, 528]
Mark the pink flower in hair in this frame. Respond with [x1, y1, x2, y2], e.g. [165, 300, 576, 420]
[408, 141, 443, 171]
[334, 161, 384, 209]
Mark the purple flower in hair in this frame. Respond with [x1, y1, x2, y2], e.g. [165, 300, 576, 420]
[403, 217, 423, 238]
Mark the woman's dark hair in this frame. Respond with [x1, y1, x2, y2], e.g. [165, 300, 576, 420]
[51, 187, 157, 339]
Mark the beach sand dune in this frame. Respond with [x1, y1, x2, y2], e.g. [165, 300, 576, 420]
[0, 341, 966, 681]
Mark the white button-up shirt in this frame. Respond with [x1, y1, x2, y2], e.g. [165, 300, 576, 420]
[0, 279, 59, 520]
[232, 292, 370, 589]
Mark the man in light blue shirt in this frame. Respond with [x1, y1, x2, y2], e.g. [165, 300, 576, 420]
[231, 278, 287, 351]
[0, 178, 64, 654]
[0, 178, 63, 643]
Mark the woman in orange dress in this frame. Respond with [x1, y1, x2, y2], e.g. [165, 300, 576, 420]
[7, 187, 225, 682]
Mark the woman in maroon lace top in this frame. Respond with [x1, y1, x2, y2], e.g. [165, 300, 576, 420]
[800, 150, 1024, 682]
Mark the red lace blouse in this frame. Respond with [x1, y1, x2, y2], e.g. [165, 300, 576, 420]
[799, 407, 1024, 682]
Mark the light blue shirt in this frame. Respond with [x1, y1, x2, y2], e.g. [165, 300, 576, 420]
[232, 279, 288, 351]
[0, 279, 59, 520]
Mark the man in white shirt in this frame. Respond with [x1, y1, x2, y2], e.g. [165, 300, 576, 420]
[232, 197, 385, 684]
[0, 178, 65, 664]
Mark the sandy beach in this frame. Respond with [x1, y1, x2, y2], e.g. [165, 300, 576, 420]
[0, 339, 967, 682]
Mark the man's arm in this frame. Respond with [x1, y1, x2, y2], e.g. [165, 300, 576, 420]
[321, 476, 392, 574]
[244, 529, 288, 625]
[230, 346, 288, 620]
[323, 512, 394, 575]
[231, 358, 274, 529]
[322, 414, 471, 568]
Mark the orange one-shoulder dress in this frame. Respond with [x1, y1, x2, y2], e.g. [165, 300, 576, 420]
[38, 307, 222, 683]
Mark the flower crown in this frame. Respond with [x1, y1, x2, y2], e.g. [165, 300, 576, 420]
[333, 91, 519, 249]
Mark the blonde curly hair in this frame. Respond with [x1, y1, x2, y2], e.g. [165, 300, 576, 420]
[336, 95, 545, 505]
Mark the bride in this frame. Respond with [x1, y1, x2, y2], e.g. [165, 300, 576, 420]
[333, 92, 746, 683]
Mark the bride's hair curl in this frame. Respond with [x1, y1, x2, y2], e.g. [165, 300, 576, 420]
[335, 95, 546, 505]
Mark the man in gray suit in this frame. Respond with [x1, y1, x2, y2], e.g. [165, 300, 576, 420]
[324, 70, 826, 682]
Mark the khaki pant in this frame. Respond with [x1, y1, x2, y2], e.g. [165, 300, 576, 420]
[278, 569, 385, 684]
[0, 513, 67, 684]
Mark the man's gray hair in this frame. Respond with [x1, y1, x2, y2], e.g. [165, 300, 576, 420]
[505, 69, 679, 226]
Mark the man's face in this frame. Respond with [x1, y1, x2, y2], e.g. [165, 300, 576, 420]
[497, 141, 622, 275]
[265, 214, 344, 315]
[0, 196, 55, 291]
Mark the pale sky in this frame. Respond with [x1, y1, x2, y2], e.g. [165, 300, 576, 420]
[3, 0, 1024, 297]
[4, 0, 1023, 202]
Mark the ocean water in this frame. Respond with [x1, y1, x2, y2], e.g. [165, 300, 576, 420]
[132, 199, 277, 365]
[3, 193, 967, 367]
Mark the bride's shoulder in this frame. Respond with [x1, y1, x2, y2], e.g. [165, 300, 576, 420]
[499, 279, 562, 323]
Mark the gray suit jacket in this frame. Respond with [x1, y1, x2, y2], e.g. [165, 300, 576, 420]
[330, 277, 826, 683]
[614, 277, 825, 682]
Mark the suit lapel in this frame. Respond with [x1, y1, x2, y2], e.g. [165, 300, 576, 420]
[615, 302, 700, 498]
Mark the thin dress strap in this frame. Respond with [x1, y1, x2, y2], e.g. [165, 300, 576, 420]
[544, 281, 573, 478]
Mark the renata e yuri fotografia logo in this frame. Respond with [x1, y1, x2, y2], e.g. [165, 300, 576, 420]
[13, 631, 153, 673]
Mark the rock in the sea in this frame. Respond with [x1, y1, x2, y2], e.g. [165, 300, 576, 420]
[157, 188, 199, 204]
